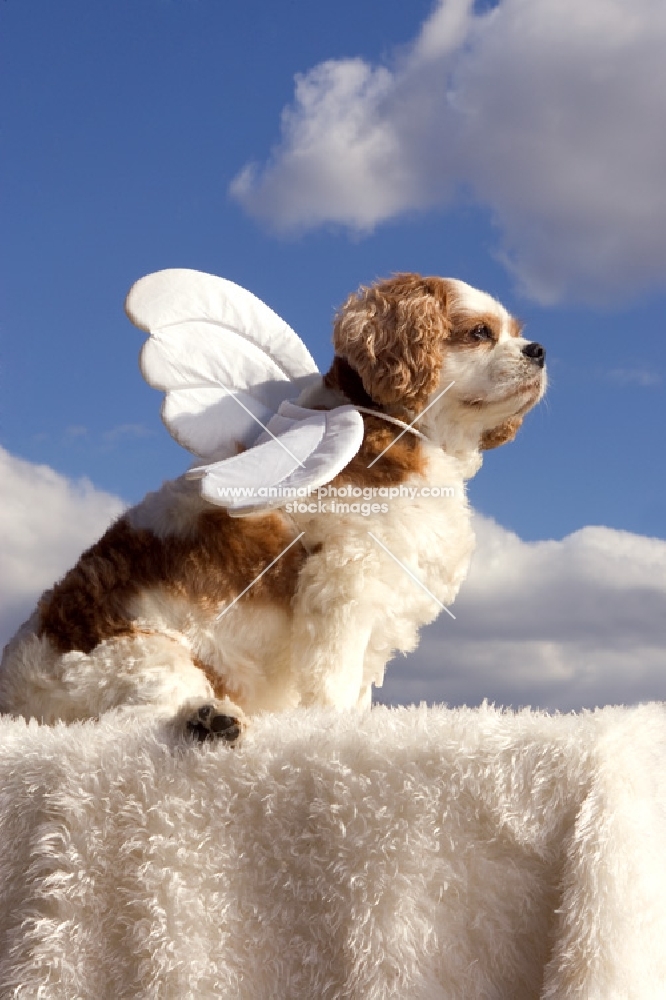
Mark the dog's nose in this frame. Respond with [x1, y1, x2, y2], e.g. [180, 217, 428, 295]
[522, 342, 546, 368]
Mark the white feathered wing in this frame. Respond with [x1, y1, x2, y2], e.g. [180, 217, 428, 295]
[125, 269, 364, 514]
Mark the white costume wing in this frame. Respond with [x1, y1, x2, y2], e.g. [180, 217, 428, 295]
[187, 402, 364, 514]
[125, 269, 320, 462]
[126, 269, 365, 514]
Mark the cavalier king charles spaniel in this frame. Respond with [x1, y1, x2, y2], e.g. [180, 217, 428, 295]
[0, 274, 546, 742]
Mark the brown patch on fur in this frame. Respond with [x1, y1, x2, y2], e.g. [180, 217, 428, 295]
[132, 631, 240, 706]
[510, 316, 524, 338]
[324, 299, 433, 485]
[331, 415, 428, 489]
[332, 273, 452, 412]
[192, 654, 232, 702]
[447, 311, 502, 345]
[38, 510, 307, 655]
[324, 356, 379, 410]
[480, 416, 524, 451]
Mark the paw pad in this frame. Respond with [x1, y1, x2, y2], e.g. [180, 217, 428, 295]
[187, 703, 241, 744]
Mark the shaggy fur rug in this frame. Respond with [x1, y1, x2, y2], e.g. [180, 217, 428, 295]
[1, 702, 665, 999]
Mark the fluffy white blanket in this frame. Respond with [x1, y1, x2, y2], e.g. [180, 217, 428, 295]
[1, 703, 665, 999]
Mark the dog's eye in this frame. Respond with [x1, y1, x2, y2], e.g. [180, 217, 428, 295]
[469, 324, 493, 342]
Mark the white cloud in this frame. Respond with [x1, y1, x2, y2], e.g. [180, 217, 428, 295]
[231, 58, 409, 231]
[0, 447, 125, 648]
[231, 0, 666, 304]
[103, 423, 156, 443]
[379, 515, 666, 712]
[604, 368, 663, 388]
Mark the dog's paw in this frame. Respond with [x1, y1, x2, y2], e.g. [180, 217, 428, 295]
[186, 701, 244, 745]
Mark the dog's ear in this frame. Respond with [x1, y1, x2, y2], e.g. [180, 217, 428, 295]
[333, 274, 451, 412]
[480, 416, 523, 450]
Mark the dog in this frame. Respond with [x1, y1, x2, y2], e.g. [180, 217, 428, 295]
[0, 273, 546, 742]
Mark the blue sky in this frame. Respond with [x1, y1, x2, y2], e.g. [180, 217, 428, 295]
[1, 0, 665, 709]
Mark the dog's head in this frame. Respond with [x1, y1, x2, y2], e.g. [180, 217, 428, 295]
[331, 273, 546, 453]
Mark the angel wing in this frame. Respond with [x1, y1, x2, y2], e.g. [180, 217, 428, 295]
[125, 269, 364, 514]
[187, 401, 364, 514]
[125, 268, 321, 462]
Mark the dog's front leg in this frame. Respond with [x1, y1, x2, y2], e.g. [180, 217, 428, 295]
[290, 582, 374, 711]
[287, 529, 387, 710]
